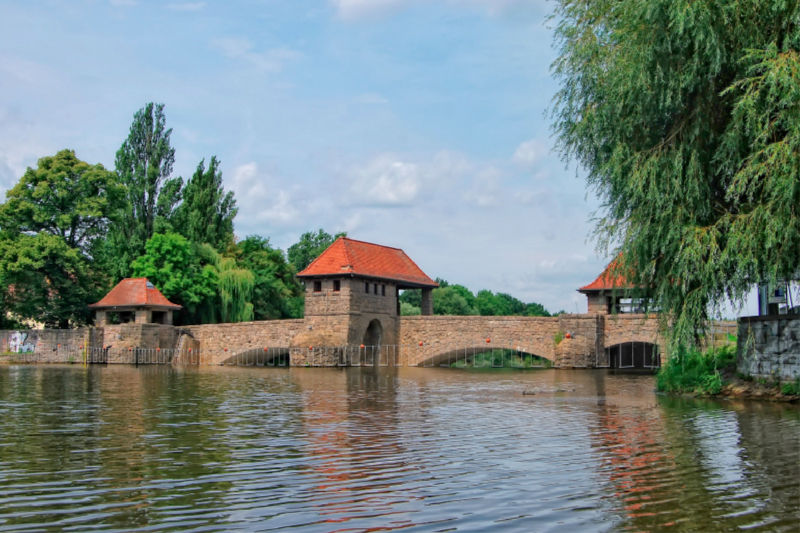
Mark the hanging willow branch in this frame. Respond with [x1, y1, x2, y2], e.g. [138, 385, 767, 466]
[196, 243, 255, 323]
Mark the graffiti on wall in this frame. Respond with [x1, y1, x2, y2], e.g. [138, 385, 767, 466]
[9, 332, 35, 353]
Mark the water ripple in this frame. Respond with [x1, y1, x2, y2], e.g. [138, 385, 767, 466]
[0, 366, 797, 532]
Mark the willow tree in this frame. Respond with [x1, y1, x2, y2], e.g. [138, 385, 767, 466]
[551, 0, 799, 346]
[196, 244, 254, 323]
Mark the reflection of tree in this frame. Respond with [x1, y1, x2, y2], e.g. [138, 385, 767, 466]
[591, 394, 800, 532]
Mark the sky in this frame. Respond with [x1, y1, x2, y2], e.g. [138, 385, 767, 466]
[0, 0, 759, 316]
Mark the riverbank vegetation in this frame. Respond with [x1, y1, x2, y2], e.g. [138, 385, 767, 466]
[551, 0, 800, 349]
[657, 345, 800, 401]
[656, 346, 736, 395]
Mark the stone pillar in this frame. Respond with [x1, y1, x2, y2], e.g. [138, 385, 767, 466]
[165, 311, 174, 325]
[95, 310, 106, 326]
[421, 289, 433, 316]
[136, 309, 151, 324]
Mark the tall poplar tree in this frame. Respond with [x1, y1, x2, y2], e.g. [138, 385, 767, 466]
[173, 156, 237, 252]
[551, 0, 799, 347]
[109, 103, 183, 278]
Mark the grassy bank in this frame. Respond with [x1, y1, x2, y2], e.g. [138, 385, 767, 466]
[656, 345, 736, 395]
[657, 345, 800, 400]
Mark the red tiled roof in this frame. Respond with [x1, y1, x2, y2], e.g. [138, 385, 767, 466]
[89, 278, 182, 309]
[579, 258, 633, 292]
[297, 237, 438, 288]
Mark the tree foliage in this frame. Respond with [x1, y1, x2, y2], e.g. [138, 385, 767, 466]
[173, 156, 237, 252]
[0, 233, 100, 328]
[399, 280, 553, 317]
[236, 236, 304, 320]
[111, 103, 183, 278]
[130, 233, 217, 322]
[0, 150, 124, 251]
[287, 229, 347, 272]
[551, 0, 800, 346]
[196, 243, 255, 324]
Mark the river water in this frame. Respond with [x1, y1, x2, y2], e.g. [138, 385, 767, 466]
[0, 365, 797, 533]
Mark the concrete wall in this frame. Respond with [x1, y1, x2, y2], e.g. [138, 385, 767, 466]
[737, 316, 800, 381]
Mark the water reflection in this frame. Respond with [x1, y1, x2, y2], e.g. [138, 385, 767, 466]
[0, 365, 796, 532]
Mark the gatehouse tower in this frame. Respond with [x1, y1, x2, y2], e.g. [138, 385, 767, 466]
[294, 237, 438, 347]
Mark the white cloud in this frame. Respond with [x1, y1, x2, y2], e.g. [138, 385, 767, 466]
[332, 0, 539, 21]
[354, 93, 388, 104]
[167, 2, 206, 11]
[512, 138, 548, 170]
[211, 38, 301, 73]
[229, 162, 301, 226]
[341, 150, 479, 206]
[346, 154, 421, 205]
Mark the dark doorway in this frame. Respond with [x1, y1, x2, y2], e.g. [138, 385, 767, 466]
[363, 319, 383, 347]
[607, 342, 660, 369]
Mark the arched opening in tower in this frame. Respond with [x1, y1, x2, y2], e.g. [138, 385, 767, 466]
[363, 319, 383, 347]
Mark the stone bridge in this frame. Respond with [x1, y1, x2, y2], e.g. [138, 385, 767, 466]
[1, 238, 738, 369]
[167, 313, 675, 368]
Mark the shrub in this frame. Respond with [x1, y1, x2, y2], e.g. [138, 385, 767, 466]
[657, 345, 736, 395]
[781, 378, 800, 396]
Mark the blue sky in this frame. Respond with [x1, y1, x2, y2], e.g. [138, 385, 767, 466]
[0, 0, 759, 315]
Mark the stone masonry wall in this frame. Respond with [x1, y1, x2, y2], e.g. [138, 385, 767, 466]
[0, 329, 88, 364]
[603, 314, 663, 350]
[301, 277, 399, 347]
[183, 319, 305, 365]
[399, 316, 562, 366]
[737, 316, 800, 381]
[102, 324, 179, 351]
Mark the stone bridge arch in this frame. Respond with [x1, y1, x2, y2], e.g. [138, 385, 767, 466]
[413, 342, 553, 368]
[602, 315, 664, 351]
[213, 347, 291, 366]
[399, 316, 565, 367]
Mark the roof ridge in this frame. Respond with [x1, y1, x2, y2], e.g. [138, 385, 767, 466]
[340, 236, 405, 252]
[340, 238, 353, 269]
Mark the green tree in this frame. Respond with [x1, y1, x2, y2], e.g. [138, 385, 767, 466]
[399, 289, 421, 307]
[111, 103, 183, 278]
[0, 150, 124, 251]
[400, 301, 421, 316]
[201, 245, 255, 324]
[523, 302, 551, 317]
[449, 284, 476, 309]
[551, 0, 799, 346]
[236, 236, 303, 320]
[0, 233, 100, 328]
[173, 156, 237, 252]
[433, 286, 477, 315]
[131, 233, 216, 323]
[287, 229, 347, 272]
